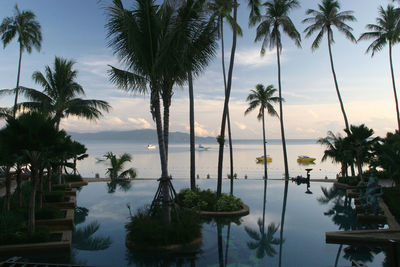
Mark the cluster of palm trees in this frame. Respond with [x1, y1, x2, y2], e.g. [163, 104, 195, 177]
[0, 6, 110, 235]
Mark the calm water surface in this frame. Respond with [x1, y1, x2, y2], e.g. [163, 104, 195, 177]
[27, 179, 389, 267]
[77, 140, 339, 180]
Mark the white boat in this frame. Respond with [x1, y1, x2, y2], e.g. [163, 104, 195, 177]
[147, 144, 156, 150]
[197, 144, 210, 151]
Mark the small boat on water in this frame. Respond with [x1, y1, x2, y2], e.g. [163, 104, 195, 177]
[256, 155, 272, 163]
[147, 144, 156, 150]
[197, 144, 210, 151]
[297, 155, 316, 163]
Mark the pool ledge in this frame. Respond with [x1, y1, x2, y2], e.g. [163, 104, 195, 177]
[196, 204, 250, 217]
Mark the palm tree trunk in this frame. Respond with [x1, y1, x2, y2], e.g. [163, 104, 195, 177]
[334, 244, 343, 267]
[13, 47, 23, 118]
[217, 222, 224, 267]
[276, 44, 289, 180]
[16, 164, 22, 207]
[262, 111, 268, 180]
[389, 42, 400, 131]
[217, 0, 237, 198]
[4, 167, 11, 211]
[327, 30, 350, 132]
[47, 164, 52, 192]
[220, 18, 234, 195]
[224, 222, 231, 266]
[163, 88, 172, 164]
[356, 153, 363, 181]
[188, 71, 196, 191]
[38, 168, 44, 209]
[28, 166, 39, 235]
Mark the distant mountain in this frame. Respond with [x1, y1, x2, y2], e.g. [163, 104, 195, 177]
[68, 129, 216, 144]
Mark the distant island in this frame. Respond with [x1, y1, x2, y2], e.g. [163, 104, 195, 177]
[68, 129, 317, 145]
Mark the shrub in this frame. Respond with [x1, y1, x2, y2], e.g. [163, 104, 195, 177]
[126, 207, 201, 247]
[63, 174, 83, 182]
[383, 187, 400, 222]
[36, 205, 64, 220]
[337, 176, 360, 186]
[216, 194, 243, 212]
[52, 184, 68, 191]
[43, 191, 65, 202]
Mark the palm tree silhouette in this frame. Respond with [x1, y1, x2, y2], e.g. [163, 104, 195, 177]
[303, 0, 356, 132]
[245, 84, 281, 180]
[254, 0, 301, 181]
[0, 5, 42, 118]
[15, 57, 110, 130]
[99, 152, 136, 180]
[358, 4, 400, 131]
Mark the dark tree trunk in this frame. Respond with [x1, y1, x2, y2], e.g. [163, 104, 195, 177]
[162, 88, 172, 164]
[16, 164, 22, 207]
[217, 222, 224, 267]
[47, 164, 52, 192]
[4, 166, 11, 211]
[278, 179, 289, 267]
[13, 47, 23, 118]
[389, 42, 400, 131]
[28, 166, 39, 235]
[262, 111, 268, 180]
[217, 0, 237, 198]
[188, 71, 196, 191]
[38, 168, 44, 209]
[276, 44, 289, 180]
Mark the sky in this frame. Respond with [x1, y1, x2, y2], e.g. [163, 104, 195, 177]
[0, 0, 398, 140]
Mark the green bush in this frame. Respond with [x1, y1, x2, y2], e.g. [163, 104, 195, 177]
[63, 174, 83, 182]
[36, 205, 64, 220]
[43, 191, 65, 202]
[216, 194, 243, 212]
[176, 188, 242, 212]
[126, 207, 201, 247]
[383, 187, 400, 222]
[52, 184, 68, 191]
[338, 176, 360, 186]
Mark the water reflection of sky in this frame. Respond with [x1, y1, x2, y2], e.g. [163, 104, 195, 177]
[76, 141, 340, 179]
[52, 179, 389, 267]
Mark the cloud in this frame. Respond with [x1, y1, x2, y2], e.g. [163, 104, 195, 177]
[77, 54, 119, 78]
[234, 47, 276, 68]
[234, 121, 247, 130]
[128, 118, 152, 129]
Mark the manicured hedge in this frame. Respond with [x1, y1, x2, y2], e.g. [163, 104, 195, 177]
[383, 187, 400, 222]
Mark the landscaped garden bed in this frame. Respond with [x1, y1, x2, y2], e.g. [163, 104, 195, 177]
[382, 187, 400, 223]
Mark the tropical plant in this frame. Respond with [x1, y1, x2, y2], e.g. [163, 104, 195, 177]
[245, 84, 281, 180]
[0, 112, 62, 234]
[98, 152, 136, 180]
[318, 131, 353, 177]
[371, 131, 400, 186]
[302, 0, 356, 132]
[245, 221, 281, 258]
[345, 124, 378, 181]
[73, 221, 112, 250]
[13, 56, 110, 130]
[358, 5, 400, 131]
[254, 0, 301, 181]
[0, 4, 42, 117]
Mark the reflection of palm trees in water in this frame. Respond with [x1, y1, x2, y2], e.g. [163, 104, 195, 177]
[278, 179, 289, 267]
[245, 179, 282, 260]
[319, 186, 383, 266]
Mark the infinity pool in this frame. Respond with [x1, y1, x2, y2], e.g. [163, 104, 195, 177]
[26, 179, 388, 266]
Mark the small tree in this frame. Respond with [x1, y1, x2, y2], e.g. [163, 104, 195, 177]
[98, 152, 136, 180]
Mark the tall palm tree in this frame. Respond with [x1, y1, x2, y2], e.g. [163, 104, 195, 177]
[254, 0, 301, 180]
[245, 84, 281, 180]
[0, 5, 42, 118]
[99, 152, 137, 179]
[358, 5, 400, 131]
[208, 0, 242, 195]
[303, 0, 356, 132]
[15, 57, 110, 130]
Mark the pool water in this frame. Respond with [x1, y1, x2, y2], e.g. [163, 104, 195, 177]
[27, 179, 389, 266]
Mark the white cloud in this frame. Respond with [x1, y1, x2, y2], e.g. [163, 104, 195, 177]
[234, 121, 247, 130]
[128, 118, 152, 129]
[234, 47, 276, 68]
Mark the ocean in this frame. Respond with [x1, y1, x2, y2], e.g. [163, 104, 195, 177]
[76, 139, 339, 180]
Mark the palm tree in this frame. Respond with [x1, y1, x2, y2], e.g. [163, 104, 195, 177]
[16, 56, 110, 130]
[318, 131, 352, 177]
[303, 0, 356, 132]
[245, 84, 281, 180]
[98, 152, 136, 180]
[345, 124, 378, 181]
[0, 5, 42, 118]
[245, 221, 281, 258]
[254, 0, 301, 181]
[358, 5, 400, 131]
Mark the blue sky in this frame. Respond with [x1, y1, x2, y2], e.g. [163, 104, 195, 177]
[0, 0, 398, 139]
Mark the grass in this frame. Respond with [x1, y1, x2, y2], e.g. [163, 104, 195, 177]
[382, 187, 400, 223]
[125, 207, 202, 247]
